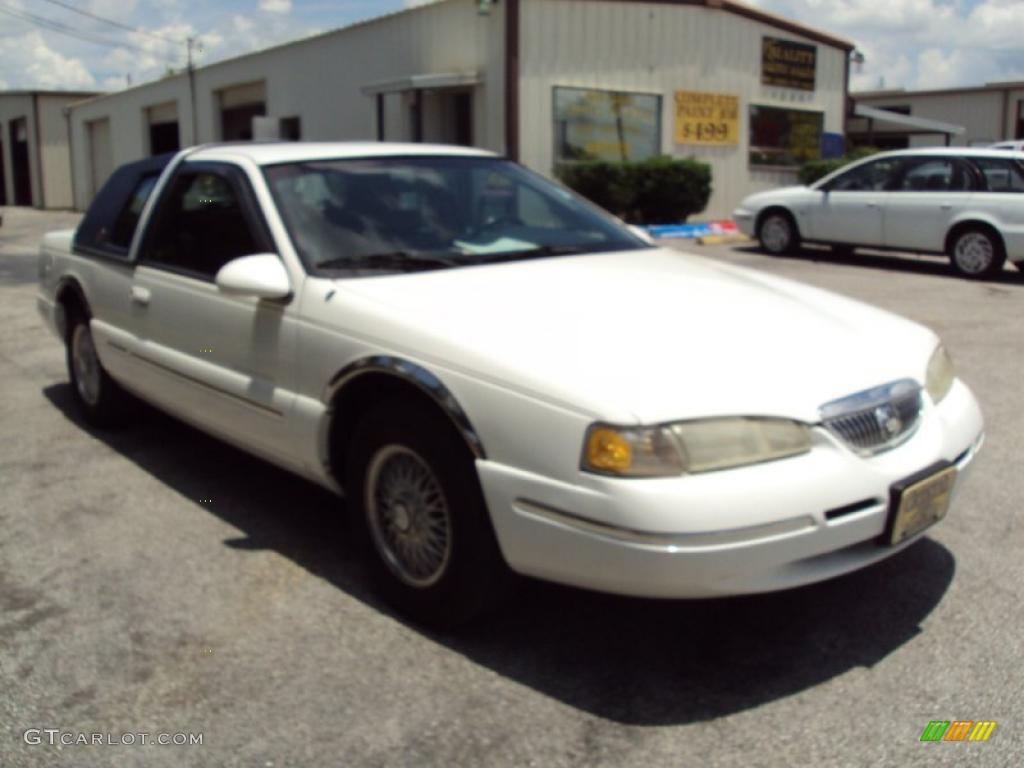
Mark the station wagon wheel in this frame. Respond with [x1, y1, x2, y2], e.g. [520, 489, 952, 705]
[949, 227, 1005, 278]
[346, 402, 510, 627]
[758, 211, 799, 255]
[65, 312, 128, 428]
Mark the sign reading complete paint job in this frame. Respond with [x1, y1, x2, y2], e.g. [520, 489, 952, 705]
[762, 37, 817, 91]
[673, 91, 739, 146]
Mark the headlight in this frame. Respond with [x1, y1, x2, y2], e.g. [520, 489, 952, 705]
[925, 344, 956, 404]
[582, 418, 811, 477]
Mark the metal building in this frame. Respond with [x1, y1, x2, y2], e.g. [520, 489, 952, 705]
[67, 0, 853, 219]
[852, 82, 1024, 150]
[0, 90, 98, 209]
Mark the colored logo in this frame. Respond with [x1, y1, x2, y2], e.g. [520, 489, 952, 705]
[920, 721, 997, 742]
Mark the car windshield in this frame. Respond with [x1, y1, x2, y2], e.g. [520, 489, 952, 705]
[262, 155, 648, 273]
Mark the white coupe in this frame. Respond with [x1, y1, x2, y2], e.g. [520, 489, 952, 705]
[37, 143, 984, 625]
[734, 147, 1024, 278]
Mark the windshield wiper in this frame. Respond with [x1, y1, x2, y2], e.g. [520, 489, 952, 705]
[475, 244, 589, 263]
[317, 251, 460, 272]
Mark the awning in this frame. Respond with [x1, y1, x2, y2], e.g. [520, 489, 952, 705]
[850, 104, 965, 136]
[360, 71, 481, 96]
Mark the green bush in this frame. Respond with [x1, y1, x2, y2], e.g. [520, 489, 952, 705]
[556, 155, 712, 225]
[798, 147, 879, 186]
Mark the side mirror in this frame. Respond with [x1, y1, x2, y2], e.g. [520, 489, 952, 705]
[628, 224, 656, 245]
[215, 253, 291, 300]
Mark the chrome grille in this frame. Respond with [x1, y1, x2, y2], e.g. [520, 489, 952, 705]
[819, 379, 922, 454]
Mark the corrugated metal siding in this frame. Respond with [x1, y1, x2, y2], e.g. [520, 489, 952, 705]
[69, 0, 501, 209]
[858, 88, 1024, 148]
[37, 94, 76, 209]
[518, 0, 847, 219]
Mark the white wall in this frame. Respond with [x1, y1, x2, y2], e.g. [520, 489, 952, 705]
[37, 94, 78, 209]
[857, 87, 1024, 148]
[518, 0, 848, 219]
[69, 0, 503, 209]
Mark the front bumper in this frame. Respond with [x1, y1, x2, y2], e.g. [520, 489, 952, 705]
[477, 379, 983, 598]
[733, 208, 756, 238]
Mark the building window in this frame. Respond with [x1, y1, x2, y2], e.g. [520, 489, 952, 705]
[280, 116, 301, 141]
[749, 105, 823, 167]
[553, 86, 661, 164]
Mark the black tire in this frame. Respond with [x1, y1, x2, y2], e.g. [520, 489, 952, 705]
[948, 226, 1006, 278]
[757, 210, 800, 255]
[65, 310, 128, 428]
[346, 402, 510, 628]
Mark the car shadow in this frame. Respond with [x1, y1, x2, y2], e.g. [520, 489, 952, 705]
[44, 382, 957, 726]
[734, 243, 1024, 285]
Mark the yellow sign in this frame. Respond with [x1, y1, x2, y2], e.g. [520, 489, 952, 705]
[674, 91, 739, 146]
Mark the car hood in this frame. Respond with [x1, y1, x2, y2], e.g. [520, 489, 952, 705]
[331, 248, 936, 424]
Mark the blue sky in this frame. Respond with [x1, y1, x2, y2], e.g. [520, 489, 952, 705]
[0, 1, 1022, 94]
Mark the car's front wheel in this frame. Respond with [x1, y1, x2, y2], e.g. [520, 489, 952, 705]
[758, 211, 799, 255]
[65, 313, 128, 427]
[949, 227, 1005, 278]
[347, 402, 510, 627]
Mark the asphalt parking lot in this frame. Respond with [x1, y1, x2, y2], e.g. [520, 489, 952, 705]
[2, 207, 1022, 767]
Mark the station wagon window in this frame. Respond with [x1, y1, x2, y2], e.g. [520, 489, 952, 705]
[141, 170, 262, 279]
[895, 158, 971, 192]
[970, 157, 1024, 192]
[823, 157, 899, 191]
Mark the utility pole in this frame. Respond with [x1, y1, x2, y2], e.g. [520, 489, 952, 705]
[187, 36, 198, 145]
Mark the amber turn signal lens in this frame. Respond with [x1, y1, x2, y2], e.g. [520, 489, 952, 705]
[585, 428, 633, 472]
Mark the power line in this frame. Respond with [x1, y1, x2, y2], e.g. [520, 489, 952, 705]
[0, 4, 171, 58]
[36, 0, 185, 45]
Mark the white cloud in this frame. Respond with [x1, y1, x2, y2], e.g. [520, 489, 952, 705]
[259, 0, 293, 13]
[0, 31, 96, 89]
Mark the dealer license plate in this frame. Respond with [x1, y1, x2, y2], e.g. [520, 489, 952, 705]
[886, 465, 957, 546]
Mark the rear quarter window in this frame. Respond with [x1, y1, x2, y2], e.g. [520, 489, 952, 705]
[74, 153, 174, 259]
[970, 157, 1024, 193]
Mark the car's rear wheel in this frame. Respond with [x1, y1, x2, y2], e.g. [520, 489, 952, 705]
[346, 402, 510, 627]
[66, 312, 128, 428]
[758, 211, 799, 255]
[949, 227, 1005, 278]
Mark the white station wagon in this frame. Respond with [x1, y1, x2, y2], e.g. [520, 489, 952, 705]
[37, 143, 984, 625]
[734, 148, 1024, 278]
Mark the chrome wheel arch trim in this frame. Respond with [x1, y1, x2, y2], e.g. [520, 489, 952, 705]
[322, 355, 487, 460]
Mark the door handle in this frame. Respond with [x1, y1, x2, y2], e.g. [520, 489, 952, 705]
[866, 203, 880, 209]
[130, 285, 151, 306]
[940, 204, 952, 210]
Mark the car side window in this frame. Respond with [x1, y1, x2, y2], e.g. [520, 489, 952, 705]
[971, 158, 1024, 192]
[108, 174, 159, 249]
[895, 159, 970, 192]
[825, 158, 898, 192]
[140, 170, 262, 279]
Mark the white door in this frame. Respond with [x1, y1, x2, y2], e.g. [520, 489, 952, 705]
[882, 157, 975, 253]
[127, 164, 300, 463]
[802, 156, 901, 245]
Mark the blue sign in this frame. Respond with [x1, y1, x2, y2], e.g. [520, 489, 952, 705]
[822, 132, 846, 159]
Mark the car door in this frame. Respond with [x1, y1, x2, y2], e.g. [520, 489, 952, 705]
[70, 164, 165, 394]
[882, 157, 976, 253]
[803, 156, 900, 245]
[129, 162, 300, 463]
